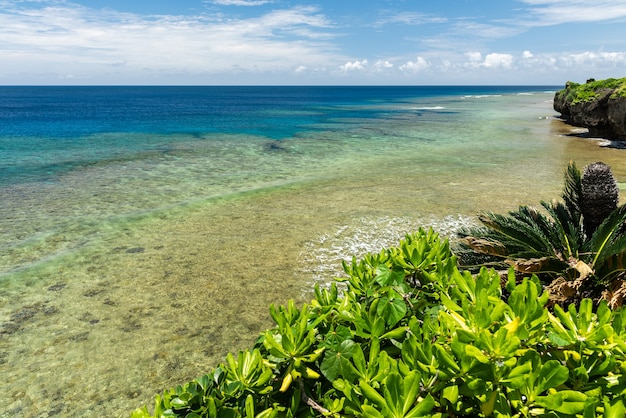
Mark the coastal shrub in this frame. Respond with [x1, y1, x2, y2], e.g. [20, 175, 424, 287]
[456, 161, 626, 309]
[556, 77, 626, 104]
[133, 228, 626, 417]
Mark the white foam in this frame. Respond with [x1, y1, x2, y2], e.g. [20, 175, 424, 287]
[299, 214, 476, 290]
[415, 106, 446, 110]
[462, 95, 502, 99]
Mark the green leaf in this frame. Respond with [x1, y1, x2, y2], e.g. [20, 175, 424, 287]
[405, 394, 435, 418]
[320, 340, 358, 381]
[502, 361, 533, 389]
[442, 385, 459, 404]
[401, 372, 422, 415]
[245, 394, 255, 418]
[375, 264, 405, 287]
[322, 324, 353, 350]
[377, 291, 408, 327]
[361, 404, 386, 418]
[381, 326, 408, 341]
[536, 360, 569, 394]
[604, 398, 626, 418]
[433, 343, 461, 374]
[384, 373, 405, 417]
[465, 344, 490, 364]
[359, 380, 387, 412]
[535, 390, 587, 414]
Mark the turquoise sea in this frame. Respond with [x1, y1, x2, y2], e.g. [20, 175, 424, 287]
[2, 86, 625, 416]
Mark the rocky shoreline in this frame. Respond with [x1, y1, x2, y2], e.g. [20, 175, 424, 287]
[553, 77, 626, 140]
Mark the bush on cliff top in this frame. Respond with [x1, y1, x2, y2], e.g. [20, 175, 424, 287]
[557, 77, 626, 104]
[133, 227, 626, 417]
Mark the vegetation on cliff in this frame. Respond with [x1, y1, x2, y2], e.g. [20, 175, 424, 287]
[555, 78, 626, 105]
[554, 77, 626, 139]
[132, 163, 626, 417]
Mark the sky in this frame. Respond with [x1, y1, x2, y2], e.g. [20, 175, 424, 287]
[1, 0, 625, 85]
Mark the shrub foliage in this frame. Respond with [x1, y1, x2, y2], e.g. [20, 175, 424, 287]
[555, 77, 626, 104]
[133, 228, 626, 417]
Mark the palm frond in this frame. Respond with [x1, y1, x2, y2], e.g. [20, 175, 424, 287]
[562, 160, 582, 222]
[478, 208, 554, 257]
[540, 200, 584, 258]
[595, 250, 626, 284]
[587, 204, 626, 268]
[461, 237, 508, 256]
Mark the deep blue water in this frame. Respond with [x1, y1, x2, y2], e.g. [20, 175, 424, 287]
[0, 85, 555, 137]
[0, 85, 558, 185]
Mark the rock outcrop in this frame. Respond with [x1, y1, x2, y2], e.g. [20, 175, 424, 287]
[554, 78, 626, 140]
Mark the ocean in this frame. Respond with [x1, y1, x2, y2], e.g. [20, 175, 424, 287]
[1, 86, 624, 416]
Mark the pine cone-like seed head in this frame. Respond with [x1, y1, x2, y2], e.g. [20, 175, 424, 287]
[581, 162, 619, 236]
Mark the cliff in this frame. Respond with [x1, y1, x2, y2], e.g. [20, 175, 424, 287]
[553, 77, 626, 140]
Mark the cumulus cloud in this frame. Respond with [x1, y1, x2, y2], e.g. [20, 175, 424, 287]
[523, 50, 534, 59]
[399, 56, 430, 72]
[461, 51, 514, 70]
[339, 59, 368, 72]
[559, 51, 626, 67]
[481, 53, 514, 68]
[373, 60, 394, 72]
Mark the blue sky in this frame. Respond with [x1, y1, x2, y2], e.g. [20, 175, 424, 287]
[1, 0, 625, 85]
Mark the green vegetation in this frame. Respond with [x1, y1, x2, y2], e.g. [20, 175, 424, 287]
[133, 217, 626, 416]
[555, 77, 626, 104]
[457, 161, 626, 309]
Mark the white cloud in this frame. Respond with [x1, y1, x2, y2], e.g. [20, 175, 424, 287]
[559, 51, 626, 67]
[339, 59, 368, 72]
[466, 52, 482, 63]
[481, 53, 513, 68]
[1, 0, 625, 84]
[209, 0, 273, 5]
[399, 56, 430, 72]
[0, 2, 343, 82]
[373, 60, 394, 72]
[453, 21, 521, 40]
[520, 0, 626, 25]
[374, 12, 447, 27]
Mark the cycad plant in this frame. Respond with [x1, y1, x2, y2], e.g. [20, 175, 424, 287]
[455, 161, 626, 308]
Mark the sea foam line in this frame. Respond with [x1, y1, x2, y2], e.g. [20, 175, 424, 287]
[299, 214, 476, 289]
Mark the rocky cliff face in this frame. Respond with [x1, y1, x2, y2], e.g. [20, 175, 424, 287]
[554, 78, 626, 140]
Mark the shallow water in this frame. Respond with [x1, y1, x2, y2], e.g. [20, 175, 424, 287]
[1, 88, 626, 416]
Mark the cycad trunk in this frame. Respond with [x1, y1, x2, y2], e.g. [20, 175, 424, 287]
[580, 162, 619, 237]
